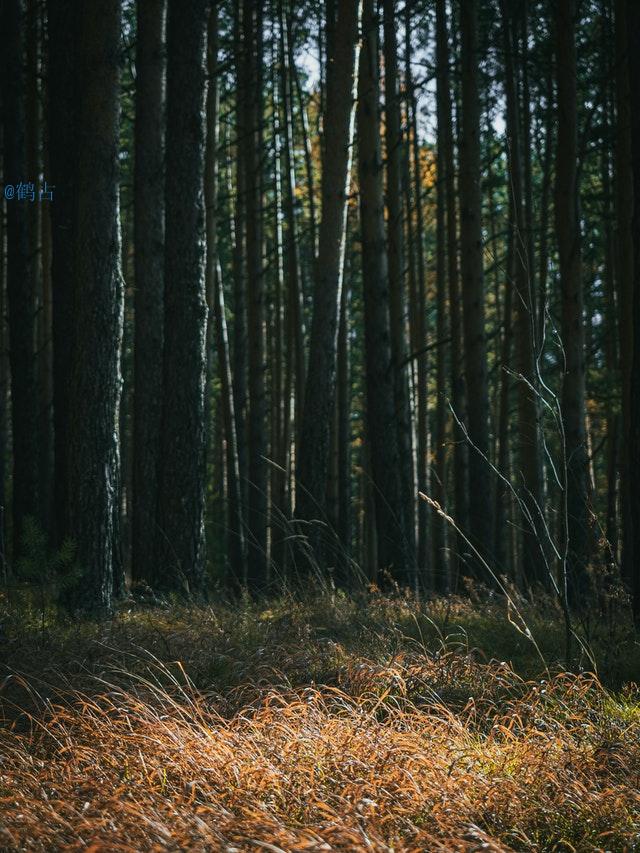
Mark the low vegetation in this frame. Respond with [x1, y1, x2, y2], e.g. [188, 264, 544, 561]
[1, 590, 639, 851]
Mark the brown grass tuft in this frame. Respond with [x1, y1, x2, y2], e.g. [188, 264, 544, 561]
[1, 593, 639, 850]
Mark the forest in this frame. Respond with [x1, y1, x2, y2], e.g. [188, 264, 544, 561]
[1, 0, 640, 849]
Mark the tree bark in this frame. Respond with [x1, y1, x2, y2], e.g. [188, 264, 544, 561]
[383, 0, 416, 580]
[436, 0, 468, 588]
[458, 0, 493, 571]
[206, 2, 246, 587]
[405, 5, 428, 585]
[132, 0, 166, 585]
[501, 0, 546, 587]
[243, 0, 268, 589]
[626, 0, 640, 624]
[616, 0, 634, 595]
[295, 0, 361, 555]
[65, 0, 123, 610]
[555, 0, 590, 605]
[156, 0, 208, 595]
[358, 0, 410, 584]
[1, 0, 40, 556]
[47, 0, 80, 548]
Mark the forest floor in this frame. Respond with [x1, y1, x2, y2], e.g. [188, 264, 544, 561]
[0, 587, 639, 851]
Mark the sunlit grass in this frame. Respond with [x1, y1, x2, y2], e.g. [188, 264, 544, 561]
[1, 589, 639, 850]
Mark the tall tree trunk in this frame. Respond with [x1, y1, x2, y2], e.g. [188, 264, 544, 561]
[206, 2, 246, 587]
[501, 0, 546, 587]
[626, 0, 640, 625]
[232, 0, 248, 518]
[383, 0, 416, 579]
[65, 0, 123, 610]
[434, 0, 452, 593]
[47, 0, 80, 548]
[269, 34, 287, 580]
[156, 0, 208, 595]
[616, 0, 634, 595]
[0, 182, 7, 574]
[405, 5, 429, 584]
[555, 0, 590, 605]
[336, 274, 351, 583]
[600, 12, 619, 557]
[1, 0, 39, 556]
[26, 0, 48, 539]
[243, 0, 268, 589]
[436, 0, 468, 587]
[358, 0, 409, 584]
[458, 0, 493, 571]
[278, 0, 306, 463]
[494, 195, 515, 575]
[295, 0, 361, 556]
[132, 0, 166, 585]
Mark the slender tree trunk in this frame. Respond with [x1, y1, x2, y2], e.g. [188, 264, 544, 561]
[47, 0, 80, 548]
[383, 0, 416, 579]
[206, 2, 246, 587]
[65, 0, 123, 610]
[278, 0, 306, 460]
[1, 0, 39, 556]
[0, 182, 7, 573]
[132, 0, 166, 585]
[600, 22, 619, 556]
[458, 0, 493, 571]
[231, 0, 248, 522]
[26, 0, 48, 538]
[336, 274, 351, 583]
[616, 0, 634, 593]
[537, 68, 554, 350]
[40, 143, 54, 548]
[295, 0, 361, 553]
[494, 196, 514, 575]
[405, 6, 429, 584]
[626, 0, 640, 625]
[433, 0, 453, 593]
[269, 34, 288, 580]
[243, 0, 268, 588]
[156, 0, 208, 595]
[358, 0, 409, 584]
[436, 0, 468, 587]
[501, 0, 546, 587]
[555, 0, 590, 605]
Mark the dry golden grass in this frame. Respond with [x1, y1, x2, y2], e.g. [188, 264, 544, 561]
[1, 591, 639, 851]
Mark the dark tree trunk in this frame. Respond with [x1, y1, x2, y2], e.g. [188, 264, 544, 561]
[458, 0, 493, 572]
[358, 0, 410, 584]
[404, 4, 429, 584]
[47, 0, 80, 548]
[501, 0, 546, 587]
[206, 3, 246, 588]
[156, 0, 208, 595]
[243, 0, 268, 589]
[65, 0, 123, 610]
[0, 183, 7, 574]
[626, 0, 640, 625]
[555, 0, 590, 606]
[279, 0, 306, 459]
[617, 0, 634, 594]
[383, 0, 416, 579]
[1, 0, 39, 556]
[132, 0, 166, 585]
[232, 0, 248, 514]
[295, 0, 360, 553]
[436, 0, 468, 588]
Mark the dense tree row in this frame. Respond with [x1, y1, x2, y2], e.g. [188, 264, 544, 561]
[0, 0, 639, 621]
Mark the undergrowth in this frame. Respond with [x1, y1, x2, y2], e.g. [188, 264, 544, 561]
[0, 588, 639, 851]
